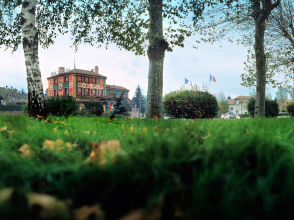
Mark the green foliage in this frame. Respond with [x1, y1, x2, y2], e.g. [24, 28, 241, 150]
[132, 85, 146, 114]
[3, 116, 294, 218]
[84, 101, 104, 116]
[217, 91, 229, 115]
[247, 98, 279, 118]
[45, 96, 78, 117]
[286, 102, 294, 116]
[21, 103, 28, 115]
[163, 90, 218, 119]
[0, 105, 22, 111]
[114, 93, 127, 115]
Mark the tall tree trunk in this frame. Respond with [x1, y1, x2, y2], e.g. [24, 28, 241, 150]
[254, 15, 266, 118]
[21, 0, 46, 118]
[146, 0, 168, 119]
[253, 0, 280, 118]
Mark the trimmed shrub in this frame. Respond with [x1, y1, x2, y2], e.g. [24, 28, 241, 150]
[0, 105, 22, 111]
[247, 98, 279, 117]
[163, 90, 218, 119]
[84, 101, 104, 116]
[286, 102, 294, 116]
[45, 96, 78, 117]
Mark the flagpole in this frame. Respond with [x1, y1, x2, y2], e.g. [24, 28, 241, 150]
[209, 73, 211, 93]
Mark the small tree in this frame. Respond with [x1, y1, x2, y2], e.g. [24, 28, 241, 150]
[276, 86, 288, 112]
[85, 101, 104, 116]
[114, 92, 127, 115]
[217, 91, 229, 115]
[286, 102, 294, 116]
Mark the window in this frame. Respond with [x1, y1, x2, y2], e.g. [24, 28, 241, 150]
[54, 78, 57, 84]
[111, 103, 114, 110]
[64, 88, 68, 96]
[54, 90, 57, 96]
[93, 89, 96, 96]
[109, 92, 115, 96]
[78, 76, 82, 82]
[64, 76, 68, 83]
[231, 107, 233, 110]
[85, 77, 89, 83]
[93, 78, 97, 84]
[85, 89, 90, 96]
[78, 88, 82, 96]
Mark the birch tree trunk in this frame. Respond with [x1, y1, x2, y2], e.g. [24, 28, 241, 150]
[146, 0, 168, 119]
[21, 0, 46, 118]
[253, 0, 280, 118]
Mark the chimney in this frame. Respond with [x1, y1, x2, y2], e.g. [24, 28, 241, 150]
[94, 66, 99, 74]
[58, 67, 65, 74]
[91, 69, 94, 72]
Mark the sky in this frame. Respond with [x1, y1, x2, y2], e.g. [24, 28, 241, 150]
[0, 12, 282, 101]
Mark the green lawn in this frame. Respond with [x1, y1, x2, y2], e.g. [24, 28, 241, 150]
[1, 115, 294, 219]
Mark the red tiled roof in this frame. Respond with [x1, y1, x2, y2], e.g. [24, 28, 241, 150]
[234, 96, 251, 100]
[47, 69, 107, 79]
[228, 99, 236, 105]
[106, 85, 129, 91]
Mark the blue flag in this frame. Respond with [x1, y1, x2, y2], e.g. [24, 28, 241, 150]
[185, 78, 188, 84]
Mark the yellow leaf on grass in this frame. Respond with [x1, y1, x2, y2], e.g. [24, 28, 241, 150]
[0, 126, 7, 132]
[89, 140, 123, 165]
[122, 124, 127, 135]
[154, 126, 163, 132]
[130, 124, 134, 131]
[73, 204, 105, 220]
[202, 132, 212, 139]
[153, 115, 158, 121]
[43, 139, 77, 151]
[19, 144, 33, 156]
[143, 127, 147, 134]
[28, 193, 70, 220]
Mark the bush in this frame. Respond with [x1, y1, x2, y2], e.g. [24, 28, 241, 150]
[286, 102, 294, 116]
[0, 105, 22, 111]
[163, 90, 218, 119]
[84, 101, 104, 116]
[45, 96, 78, 117]
[247, 98, 279, 117]
[21, 103, 28, 115]
[239, 114, 249, 118]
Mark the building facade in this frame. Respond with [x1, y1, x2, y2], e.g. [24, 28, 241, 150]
[227, 96, 251, 115]
[46, 66, 130, 113]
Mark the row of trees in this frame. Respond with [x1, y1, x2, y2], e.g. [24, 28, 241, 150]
[1, 0, 293, 118]
[0, 86, 27, 105]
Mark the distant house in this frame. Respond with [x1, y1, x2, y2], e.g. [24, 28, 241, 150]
[228, 96, 251, 115]
[46, 66, 132, 113]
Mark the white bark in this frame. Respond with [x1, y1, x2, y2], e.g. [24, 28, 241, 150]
[21, 0, 46, 117]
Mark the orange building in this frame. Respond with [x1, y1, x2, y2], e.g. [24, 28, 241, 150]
[46, 66, 130, 112]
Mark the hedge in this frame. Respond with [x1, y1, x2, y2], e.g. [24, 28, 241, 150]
[0, 105, 22, 111]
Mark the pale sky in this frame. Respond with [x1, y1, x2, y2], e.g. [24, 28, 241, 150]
[0, 28, 280, 100]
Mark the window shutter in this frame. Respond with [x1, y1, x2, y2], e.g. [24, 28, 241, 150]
[82, 88, 84, 96]
[100, 79, 103, 85]
[82, 77, 84, 82]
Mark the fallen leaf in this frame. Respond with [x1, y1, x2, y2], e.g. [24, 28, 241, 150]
[110, 114, 115, 120]
[202, 132, 212, 139]
[43, 139, 77, 151]
[73, 204, 105, 220]
[130, 124, 134, 131]
[19, 144, 33, 157]
[28, 193, 70, 220]
[37, 115, 44, 121]
[0, 126, 7, 132]
[89, 140, 123, 165]
[108, 119, 112, 122]
[122, 124, 127, 136]
[153, 116, 158, 121]
[143, 127, 147, 134]
[154, 126, 163, 132]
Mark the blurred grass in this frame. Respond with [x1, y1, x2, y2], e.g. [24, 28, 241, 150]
[1, 115, 294, 219]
